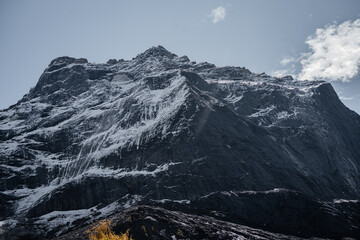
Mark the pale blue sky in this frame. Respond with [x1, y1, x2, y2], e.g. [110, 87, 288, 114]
[1, 0, 360, 113]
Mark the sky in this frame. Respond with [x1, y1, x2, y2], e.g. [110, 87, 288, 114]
[1, 0, 360, 113]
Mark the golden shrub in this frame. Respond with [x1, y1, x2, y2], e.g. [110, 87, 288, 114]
[86, 220, 133, 240]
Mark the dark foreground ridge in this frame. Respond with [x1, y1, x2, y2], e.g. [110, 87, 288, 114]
[54, 205, 328, 240]
[0, 46, 360, 239]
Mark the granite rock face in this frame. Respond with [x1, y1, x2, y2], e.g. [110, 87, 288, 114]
[0, 46, 359, 239]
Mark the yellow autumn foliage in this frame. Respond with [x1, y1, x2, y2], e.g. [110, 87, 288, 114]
[86, 220, 133, 240]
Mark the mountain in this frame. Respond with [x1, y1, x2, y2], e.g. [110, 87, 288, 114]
[0, 46, 359, 239]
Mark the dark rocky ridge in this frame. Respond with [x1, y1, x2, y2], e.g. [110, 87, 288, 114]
[0, 46, 359, 239]
[157, 189, 360, 238]
[52, 205, 328, 240]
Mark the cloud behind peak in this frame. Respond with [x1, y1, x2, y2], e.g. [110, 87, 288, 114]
[275, 19, 360, 83]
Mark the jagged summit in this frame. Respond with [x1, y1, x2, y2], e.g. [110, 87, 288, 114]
[49, 56, 88, 66]
[47, 56, 88, 72]
[134, 45, 178, 60]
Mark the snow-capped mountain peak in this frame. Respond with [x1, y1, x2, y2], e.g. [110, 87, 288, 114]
[1, 46, 359, 239]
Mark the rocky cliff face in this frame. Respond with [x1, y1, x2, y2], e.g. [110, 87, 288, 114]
[0, 46, 359, 239]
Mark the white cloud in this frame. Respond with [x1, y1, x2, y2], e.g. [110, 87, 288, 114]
[298, 19, 360, 82]
[210, 6, 226, 23]
[280, 57, 295, 66]
[338, 91, 354, 101]
[339, 96, 354, 101]
[272, 69, 293, 78]
[272, 62, 296, 78]
[274, 19, 360, 82]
